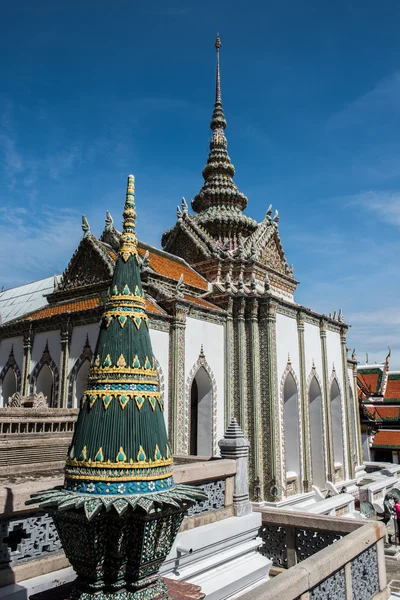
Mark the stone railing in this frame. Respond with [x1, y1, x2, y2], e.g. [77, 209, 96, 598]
[256, 507, 361, 569]
[359, 476, 397, 510]
[0, 408, 78, 476]
[0, 458, 236, 586]
[246, 509, 389, 600]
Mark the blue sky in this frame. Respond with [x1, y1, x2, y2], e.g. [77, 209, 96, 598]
[1, 0, 400, 367]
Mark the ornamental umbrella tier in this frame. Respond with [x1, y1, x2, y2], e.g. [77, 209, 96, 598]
[28, 175, 206, 600]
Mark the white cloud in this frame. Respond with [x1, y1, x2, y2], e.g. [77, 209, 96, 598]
[345, 190, 400, 228]
[0, 205, 82, 289]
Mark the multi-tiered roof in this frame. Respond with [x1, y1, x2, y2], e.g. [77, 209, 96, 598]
[162, 36, 297, 301]
[191, 35, 257, 243]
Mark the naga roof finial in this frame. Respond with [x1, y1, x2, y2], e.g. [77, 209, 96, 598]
[82, 215, 90, 236]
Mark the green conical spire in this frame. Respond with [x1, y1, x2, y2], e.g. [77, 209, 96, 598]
[65, 175, 173, 496]
[192, 35, 257, 242]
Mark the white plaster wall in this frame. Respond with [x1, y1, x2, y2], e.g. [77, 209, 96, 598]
[275, 313, 300, 385]
[326, 329, 348, 479]
[149, 328, 170, 429]
[0, 335, 24, 374]
[185, 317, 225, 449]
[68, 324, 101, 373]
[325, 331, 344, 390]
[347, 367, 354, 386]
[303, 323, 324, 383]
[31, 331, 61, 373]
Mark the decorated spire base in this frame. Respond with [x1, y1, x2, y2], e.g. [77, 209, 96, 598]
[27, 174, 206, 600]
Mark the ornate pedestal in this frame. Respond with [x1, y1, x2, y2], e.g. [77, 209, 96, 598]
[51, 507, 186, 600]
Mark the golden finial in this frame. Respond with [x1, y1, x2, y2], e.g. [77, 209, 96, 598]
[119, 174, 138, 262]
[215, 34, 221, 50]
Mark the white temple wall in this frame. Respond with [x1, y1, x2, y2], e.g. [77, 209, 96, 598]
[347, 367, 354, 387]
[185, 317, 225, 451]
[326, 329, 348, 480]
[303, 323, 324, 381]
[0, 335, 24, 373]
[275, 313, 300, 382]
[149, 328, 169, 429]
[31, 331, 61, 370]
[68, 324, 100, 373]
[325, 331, 344, 388]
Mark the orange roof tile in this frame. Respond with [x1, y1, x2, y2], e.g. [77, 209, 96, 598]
[357, 372, 381, 394]
[24, 297, 101, 320]
[365, 406, 400, 420]
[145, 297, 165, 316]
[24, 296, 163, 320]
[385, 378, 400, 400]
[138, 246, 208, 291]
[372, 430, 400, 448]
[183, 294, 224, 312]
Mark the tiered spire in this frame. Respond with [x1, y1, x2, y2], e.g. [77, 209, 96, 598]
[63, 175, 175, 497]
[192, 35, 257, 244]
[28, 176, 205, 600]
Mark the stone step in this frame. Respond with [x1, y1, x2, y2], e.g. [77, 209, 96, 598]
[188, 550, 270, 600]
[167, 539, 261, 581]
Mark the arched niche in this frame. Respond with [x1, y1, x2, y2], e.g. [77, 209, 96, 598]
[0, 348, 21, 406]
[283, 371, 301, 485]
[308, 375, 325, 489]
[330, 378, 344, 478]
[30, 342, 59, 407]
[35, 364, 54, 406]
[1, 368, 17, 406]
[68, 337, 93, 408]
[348, 382, 358, 466]
[73, 360, 90, 408]
[190, 366, 213, 456]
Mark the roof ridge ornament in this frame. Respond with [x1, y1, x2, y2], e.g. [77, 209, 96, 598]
[81, 215, 90, 236]
[105, 210, 113, 229]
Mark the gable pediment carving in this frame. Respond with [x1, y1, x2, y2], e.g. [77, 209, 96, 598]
[164, 228, 211, 266]
[260, 234, 288, 275]
[59, 238, 114, 292]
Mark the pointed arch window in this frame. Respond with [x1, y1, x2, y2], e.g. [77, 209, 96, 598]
[282, 371, 301, 483]
[68, 337, 93, 408]
[330, 377, 344, 479]
[0, 348, 21, 407]
[186, 348, 217, 457]
[30, 342, 59, 408]
[308, 375, 325, 489]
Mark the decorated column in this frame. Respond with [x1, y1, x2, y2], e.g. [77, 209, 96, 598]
[28, 175, 205, 600]
[21, 324, 34, 395]
[59, 319, 72, 408]
[249, 298, 262, 496]
[260, 298, 281, 502]
[297, 313, 312, 493]
[320, 318, 334, 482]
[224, 296, 234, 428]
[340, 328, 354, 480]
[168, 303, 189, 454]
[237, 297, 247, 432]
